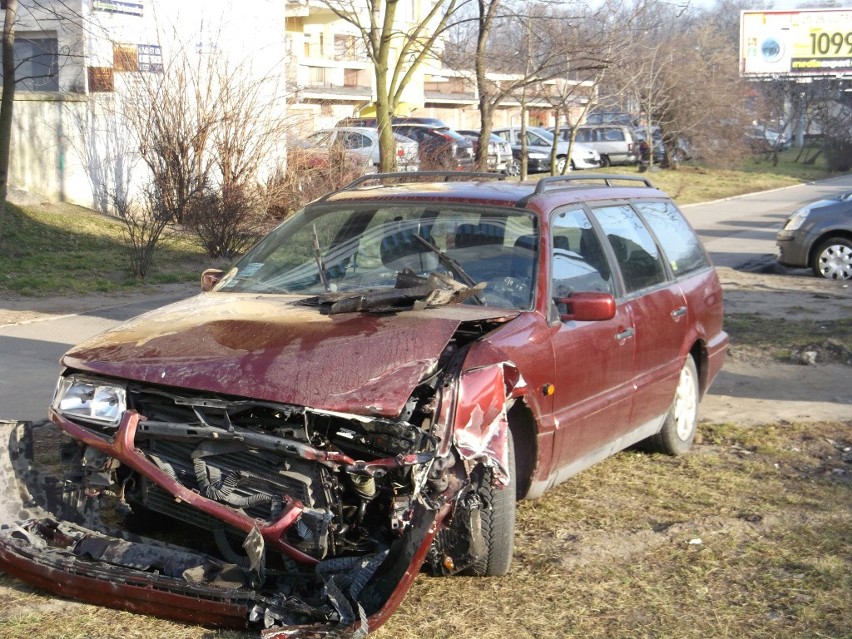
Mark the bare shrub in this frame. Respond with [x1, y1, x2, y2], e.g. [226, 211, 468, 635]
[266, 147, 366, 219]
[185, 184, 265, 258]
[112, 187, 170, 280]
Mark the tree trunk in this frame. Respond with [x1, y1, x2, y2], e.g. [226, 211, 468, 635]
[375, 0, 397, 173]
[0, 0, 17, 245]
[474, 0, 498, 172]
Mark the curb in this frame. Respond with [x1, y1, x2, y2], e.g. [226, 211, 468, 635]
[681, 173, 852, 208]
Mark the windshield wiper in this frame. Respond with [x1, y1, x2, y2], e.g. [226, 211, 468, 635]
[412, 234, 483, 304]
[312, 224, 331, 293]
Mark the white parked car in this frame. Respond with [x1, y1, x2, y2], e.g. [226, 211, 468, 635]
[305, 127, 420, 171]
[493, 126, 601, 172]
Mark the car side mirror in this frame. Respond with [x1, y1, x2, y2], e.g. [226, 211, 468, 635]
[201, 268, 224, 292]
[556, 292, 616, 322]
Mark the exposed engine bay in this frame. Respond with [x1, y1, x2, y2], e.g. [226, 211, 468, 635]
[0, 317, 520, 638]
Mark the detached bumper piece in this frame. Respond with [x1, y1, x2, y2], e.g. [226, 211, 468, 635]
[0, 510, 441, 638]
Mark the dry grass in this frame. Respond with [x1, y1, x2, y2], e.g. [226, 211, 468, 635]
[1, 421, 849, 639]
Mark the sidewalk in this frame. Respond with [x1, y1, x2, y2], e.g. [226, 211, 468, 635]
[0, 282, 198, 327]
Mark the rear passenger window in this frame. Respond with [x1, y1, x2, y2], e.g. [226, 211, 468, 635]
[634, 201, 710, 277]
[592, 205, 668, 294]
[602, 129, 625, 141]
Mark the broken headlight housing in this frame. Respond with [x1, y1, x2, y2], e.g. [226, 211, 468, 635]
[52, 375, 126, 427]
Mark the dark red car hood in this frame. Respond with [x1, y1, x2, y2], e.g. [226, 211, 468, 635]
[62, 293, 518, 417]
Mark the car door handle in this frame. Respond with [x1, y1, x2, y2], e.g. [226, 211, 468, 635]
[670, 306, 687, 319]
[616, 327, 635, 341]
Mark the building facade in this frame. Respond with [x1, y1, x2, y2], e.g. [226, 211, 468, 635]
[5, 0, 591, 208]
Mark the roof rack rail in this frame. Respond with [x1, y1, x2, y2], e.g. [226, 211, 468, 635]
[348, 170, 503, 189]
[316, 171, 504, 202]
[533, 173, 655, 195]
[316, 171, 506, 202]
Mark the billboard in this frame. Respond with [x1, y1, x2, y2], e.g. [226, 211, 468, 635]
[740, 9, 852, 78]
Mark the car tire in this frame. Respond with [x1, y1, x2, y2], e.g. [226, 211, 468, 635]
[645, 356, 698, 456]
[504, 159, 521, 177]
[811, 237, 852, 280]
[555, 156, 567, 174]
[464, 428, 516, 577]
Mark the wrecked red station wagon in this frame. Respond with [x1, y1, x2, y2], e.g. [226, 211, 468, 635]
[0, 173, 727, 637]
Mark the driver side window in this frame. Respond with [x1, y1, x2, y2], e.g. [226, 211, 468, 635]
[551, 208, 615, 297]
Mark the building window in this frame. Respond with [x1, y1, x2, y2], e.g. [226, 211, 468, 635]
[6, 35, 59, 91]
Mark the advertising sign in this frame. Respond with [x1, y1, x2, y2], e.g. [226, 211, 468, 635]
[740, 9, 852, 78]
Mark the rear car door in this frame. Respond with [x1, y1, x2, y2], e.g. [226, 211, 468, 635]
[590, 204, 688, 429]
[548, 207, 636, 470]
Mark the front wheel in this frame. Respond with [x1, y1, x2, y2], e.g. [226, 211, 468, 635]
[504, 158, 521, 177]
[811, 237, 852, 280]
[464, 429, 516, 576]
[645, 356, 699, 455]
[555, 156, 567, 174]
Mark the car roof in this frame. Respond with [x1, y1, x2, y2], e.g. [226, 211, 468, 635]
[314, 174, 668, 214]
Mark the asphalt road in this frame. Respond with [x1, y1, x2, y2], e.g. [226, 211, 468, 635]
[2, 174, 852, 424]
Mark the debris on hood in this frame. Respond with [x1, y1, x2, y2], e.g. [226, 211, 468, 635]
[302, 270, 486, 314]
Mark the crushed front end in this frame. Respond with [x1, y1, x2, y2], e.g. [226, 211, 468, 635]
[0, 316, 520, 638]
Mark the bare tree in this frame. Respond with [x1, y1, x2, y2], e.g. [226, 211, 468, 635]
[606, 1, 750, 169]
[0, 0, 17, 245]
[445, 0, 611, 176]
[321, 0, 463, 172]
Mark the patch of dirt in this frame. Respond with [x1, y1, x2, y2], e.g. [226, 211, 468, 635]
[703, 267, 852, 425]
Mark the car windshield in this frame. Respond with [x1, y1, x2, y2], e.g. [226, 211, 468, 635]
[218, 203, 538, 310]
[529, 127, 555, 142]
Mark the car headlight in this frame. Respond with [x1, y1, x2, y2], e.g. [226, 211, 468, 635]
[52, 375, 127, 427]
[783, 207, 811, 231]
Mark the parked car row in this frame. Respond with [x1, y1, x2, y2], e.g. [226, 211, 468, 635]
[297, 117, 612, 176]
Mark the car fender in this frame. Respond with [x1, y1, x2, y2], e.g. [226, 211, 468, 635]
[451, 358, 526, 486]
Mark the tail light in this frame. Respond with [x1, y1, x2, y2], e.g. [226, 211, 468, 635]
[628, 142, 633, 153]
[397, 148, 404, 157]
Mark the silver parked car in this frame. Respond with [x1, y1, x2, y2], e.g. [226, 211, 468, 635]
[777, 191, 852, 280]
[305, 127, 420, 171]
[492, 126, 600, 172]
[552, 125, 638, 167]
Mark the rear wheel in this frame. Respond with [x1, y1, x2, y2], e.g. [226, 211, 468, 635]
[811, 237, 852, 280]
[504, 158, 521, 177]
[645, 356, 698, 455]
[555, 156, 567, 173]
[464, 429, 516, 576]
